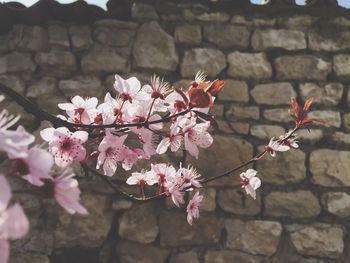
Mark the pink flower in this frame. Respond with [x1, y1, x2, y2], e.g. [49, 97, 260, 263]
[98, 93, 126, 125]
[182, 118, 213, 159]
[0, 175, 30, 263]
[44, 170, 88, 215]
[10, 147, 54, 186]
[167, 184, 185, 207]
[0, 109, 34, 158]
[114, 74, 141, 103]
[150, 163, 176, 188]
[126, 171, 158, 186]
[121, 148, 144, 171]
[165, 91, 188, 114]
[266, 137, 292, 157]
[40, 127, 88, 167]
[240, 169, 261, 200]
[58, 96, 98, 124]
[278, 131, 299, 149]
[156, 123, 182, 154]
[96, 134, 127, 176]
[186, 192, 203, 225]
[177, 165, 202, 188]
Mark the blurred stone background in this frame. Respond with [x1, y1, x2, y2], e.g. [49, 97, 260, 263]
[1, 0, 350, 262]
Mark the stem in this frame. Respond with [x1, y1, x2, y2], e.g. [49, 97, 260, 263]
[83, 164, 166, 202]
[0, 83, 191, 130]
[146, 98, 156, 122]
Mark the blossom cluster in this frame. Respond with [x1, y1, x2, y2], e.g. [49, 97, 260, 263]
[0, 69, 322, 263]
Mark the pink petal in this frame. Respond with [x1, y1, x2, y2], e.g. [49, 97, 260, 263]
[2, 203, 29, 239]
[0, 175, 11, 213]
[72, 131, 89, 143]
[58, 103, 75, 111]
[156, 138, 170, 154]
[0, 240, 9, 263]
[40, 127, 55, 142]
[71, 96, 85, 107]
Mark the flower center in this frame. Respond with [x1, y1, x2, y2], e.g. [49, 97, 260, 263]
[74, 107, 85, 116]
[60, 138, 73, 151]
[241, 176, 249, 186]
[121, 93, 132, 102]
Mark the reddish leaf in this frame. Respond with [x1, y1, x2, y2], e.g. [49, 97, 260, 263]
[208, 80, 225, 95]
[188, 88, 212, 108]
[193, 110, 218, 129]
[303, 97, 314, 112]
[290, 97, 300, 118]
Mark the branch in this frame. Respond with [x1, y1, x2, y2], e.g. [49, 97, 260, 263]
[82, 164, 166, 202]
[0, 83, 191, 130]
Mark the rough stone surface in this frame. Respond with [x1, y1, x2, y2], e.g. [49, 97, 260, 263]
[289, 224, 344, 259]
[226, 105, 260, 120]
[225, 219, 282, 256]
[131, 3, 159, 21]
[308, 110, 341, 128]
[298, 129, 323, 144]
[174, 24, 201, 45]
[256, 147, 306, 184]
[277, 15, 318, 29]
[69, 26, 93, 50]
[322, 192, 350, 218]
[159, 213, 223, 246]
[275, 55, 331, 81]
[344, 113, 350, 131]
[118, 203, 159, 244]
[204, 250, 266, 263]
[55, 193, 113, 248]
[310, 149, 350, 187]
[13, 25, 48, 52]
[180, 48, 226, 78]
[0, 75, 26, 95]
[58, 75, 104, 98]
[133, 22, 178, 72]
[204, 25, 250, 49]
[299, 83, 343, 106]
[252, 29, 306, 50]
[48, 24, 70, 49]
[94, 27, 135, 47]
[35, 51, 77, 78]
[219, 80, 249, 102]
[250, 125, 285, 140]
[27, 77, 58, 98]
[227, 52, 272, 79]
[251, 82, 296, 105]
[10, 253, 50, 263]
[265, 191, 321, 218]
[81, 50, 128, 74]
[0, 52, 36, 74]
[331, 131, 350, 145]
[116, 241, 170, 263]
[169, 251, 199, 263]
[334, 54, 350, 79]
[218, 188, 261, 215]
[263, 108, 292, 123]
[309, 30, 350, 51]
[190, 135, 253, 186]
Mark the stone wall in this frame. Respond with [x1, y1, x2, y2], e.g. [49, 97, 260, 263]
[1, 1, 350, 263]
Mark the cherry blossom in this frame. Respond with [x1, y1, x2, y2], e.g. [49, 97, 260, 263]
[150, 163, 176, 189]
[113, 74, 141, 103]
[181, 118, 213, 159]
[10, 147, 54, 186]
[58, 96, 98, 124]
[40, 127, 88, 167]
[186, 191, 203, 225]
[266, 137, 292, 157]
[43, 169, 88, 215]
[156, 123, 182, 154]
[126, 171, 158, 186]
[177, 165, 202, 188]
[96, 134, 127, 176]
[167, 184, 185, 207]
[0, 109, 34, 158]
[0, 175, 29, 263]
[240, 169, 261, 200]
